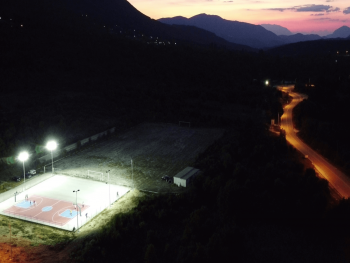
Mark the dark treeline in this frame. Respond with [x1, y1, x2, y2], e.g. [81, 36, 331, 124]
[293, 57, 350, 175]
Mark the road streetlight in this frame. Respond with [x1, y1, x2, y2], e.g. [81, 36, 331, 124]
[106, 170, 110, 208]
[265, 80, 269, 86]
[73, 189, 80, 232]
[46, 141, 57, 174]
[18, 151, 29, 192]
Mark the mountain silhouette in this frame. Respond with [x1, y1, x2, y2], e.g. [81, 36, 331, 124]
[326, 26, 350, 38]
[159, 14, 285, 49]
[1, 0, 254, 51]
[279, 33, 322, 44]
[62, 0, 255, 50]
[261, 24, 293, 36]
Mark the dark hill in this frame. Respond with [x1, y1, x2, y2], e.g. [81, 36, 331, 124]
[267, 39, 350, 56]
[0, 0, 254, 51]
[63, 0, 255, 51]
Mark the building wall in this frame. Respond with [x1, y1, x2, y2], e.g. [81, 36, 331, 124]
[174, 177, 187, 187]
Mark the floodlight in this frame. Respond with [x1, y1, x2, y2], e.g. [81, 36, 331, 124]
[18, 152, 29, 162]
[265, 80, 269, 86]
[46, 141, 57, 151]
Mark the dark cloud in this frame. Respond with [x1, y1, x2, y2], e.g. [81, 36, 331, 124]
[264, 4, 340, 13]
[296, 5, 331, 12]
[264, 8, 293, 12]
[344, 7, 350, 14]
[310, 13, 325, 16]
[326, 0, 334, 2]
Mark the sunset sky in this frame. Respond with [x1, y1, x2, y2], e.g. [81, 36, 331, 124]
[128, 0, 350, 35]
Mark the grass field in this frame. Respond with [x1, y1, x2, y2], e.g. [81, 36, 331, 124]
[54, 123, 224, 193]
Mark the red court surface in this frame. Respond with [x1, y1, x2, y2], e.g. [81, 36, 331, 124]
[3, 195, 89, 226]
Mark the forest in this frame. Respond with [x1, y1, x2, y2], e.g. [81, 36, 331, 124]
[293, 61, 350, 176]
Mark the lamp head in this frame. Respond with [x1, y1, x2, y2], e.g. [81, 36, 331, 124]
[18, 152, 29, 162]
[46, 141, 57, 151]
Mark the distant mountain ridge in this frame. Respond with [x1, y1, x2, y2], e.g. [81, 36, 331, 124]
[279, 33, 322, 44]
[326, 26, 350, 38]
[159, 14, 350, 49]
[159, 14, 285, 49]
[260, 24, 293, 36]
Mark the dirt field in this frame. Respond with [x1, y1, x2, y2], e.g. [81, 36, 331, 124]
[54, 123, 224, 193]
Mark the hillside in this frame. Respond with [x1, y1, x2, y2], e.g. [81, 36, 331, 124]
[267, 38, 350, 56]
[0, 0, 253, 51]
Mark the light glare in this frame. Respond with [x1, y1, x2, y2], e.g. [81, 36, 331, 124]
[46, 141, 57, 151]
[18, 152, 29, 162]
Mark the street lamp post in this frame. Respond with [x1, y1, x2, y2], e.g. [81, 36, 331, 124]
[18, 152, 29, 192]
[46, 141, 57, 174]
[73, 189, 80, 232]
[106, 170, 110, 208]
[131, 159, 134, 189]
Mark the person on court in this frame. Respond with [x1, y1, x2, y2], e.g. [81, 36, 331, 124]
[70, 210, 72, 216]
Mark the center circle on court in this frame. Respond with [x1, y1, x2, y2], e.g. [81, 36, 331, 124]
[42, 206, 53, 212]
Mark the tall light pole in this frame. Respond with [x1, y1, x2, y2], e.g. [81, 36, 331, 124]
[131, 159, 134, 189]
[46, 141, 57, 174]
[106, 170, 110, 208]
[18, 151, 29, 192]
[73, 189, 80, 232]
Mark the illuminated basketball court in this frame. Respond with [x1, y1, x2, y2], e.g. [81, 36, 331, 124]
[0, 175, 130, 231]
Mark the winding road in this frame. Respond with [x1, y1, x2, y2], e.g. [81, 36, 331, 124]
[279, 85, 350, 198]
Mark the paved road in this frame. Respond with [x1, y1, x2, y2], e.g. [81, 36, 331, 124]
[279, 85, 350, 198]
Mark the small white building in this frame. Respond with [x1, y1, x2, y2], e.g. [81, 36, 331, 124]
[173, 167, 200, 187]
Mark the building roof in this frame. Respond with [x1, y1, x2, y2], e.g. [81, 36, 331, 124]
[174, 167, 199, 180]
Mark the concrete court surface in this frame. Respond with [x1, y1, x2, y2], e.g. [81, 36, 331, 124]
[0, 175, 130, 231]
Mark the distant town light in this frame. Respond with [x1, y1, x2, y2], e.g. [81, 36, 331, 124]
[20, 24, 23, 27]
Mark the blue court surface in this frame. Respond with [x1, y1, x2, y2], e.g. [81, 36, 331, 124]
[42, 206, 53, 212]
[60, 209, 78, 219]
[16, 200, 31, 209]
